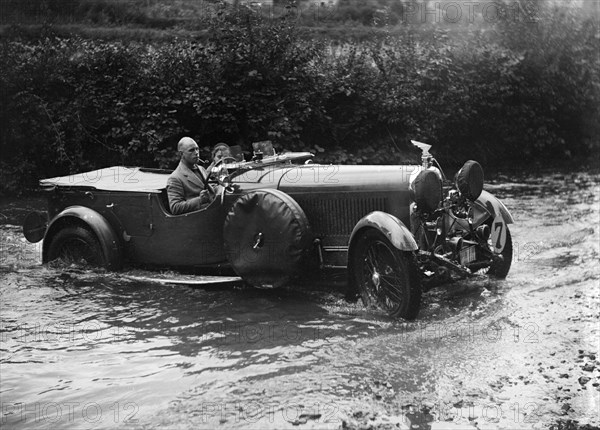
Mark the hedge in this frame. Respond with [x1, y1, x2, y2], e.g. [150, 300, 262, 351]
[1, 5, 598, 194]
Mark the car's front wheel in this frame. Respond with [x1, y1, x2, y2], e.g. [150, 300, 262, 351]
[351, 229, 421, 320]
[47, 226, 107, 267]
[488, 225, 513, 279]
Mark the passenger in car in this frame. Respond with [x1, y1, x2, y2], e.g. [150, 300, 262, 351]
[207, 142, 232, 173]
[167, 137, 215, 215]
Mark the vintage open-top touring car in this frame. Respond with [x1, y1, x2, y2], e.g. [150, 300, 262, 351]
[23, 141, 514, 319]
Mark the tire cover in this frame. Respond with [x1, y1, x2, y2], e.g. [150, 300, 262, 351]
[456, 160, 484, 200]
[223, 189, 312, 288]
[410, 169, 442, 213]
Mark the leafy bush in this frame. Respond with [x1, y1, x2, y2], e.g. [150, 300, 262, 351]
[0, 3, 598, 195]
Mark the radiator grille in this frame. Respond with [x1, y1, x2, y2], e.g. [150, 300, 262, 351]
[296, 194, 387, 239]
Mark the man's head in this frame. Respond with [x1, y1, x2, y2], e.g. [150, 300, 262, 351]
[211, 142, 231, 162]
[178, 137, 200, 168]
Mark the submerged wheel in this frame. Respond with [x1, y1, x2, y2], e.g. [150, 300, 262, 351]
[351, 229, 421, 320]
[488, 226, 512, 279]
[47, 226, 107, 267]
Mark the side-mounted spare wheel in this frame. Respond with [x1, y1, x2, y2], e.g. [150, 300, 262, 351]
[351, 229, 421, 320]
[47, 226, 107, 267]
[223, 189, 312, 288]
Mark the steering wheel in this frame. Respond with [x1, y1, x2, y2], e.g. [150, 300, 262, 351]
[213, 156, 238, 168]
[205, 157, 238, 187]
[205, 162, 236, 198]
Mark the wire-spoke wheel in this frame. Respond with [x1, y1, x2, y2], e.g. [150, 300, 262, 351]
[351, 229, 421, 320]
[47, 226, 106, 267]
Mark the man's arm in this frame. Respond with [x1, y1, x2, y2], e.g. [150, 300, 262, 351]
[167, 177, 212, 215]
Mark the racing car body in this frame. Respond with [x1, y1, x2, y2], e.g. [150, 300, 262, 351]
[24, 142, 514, 319]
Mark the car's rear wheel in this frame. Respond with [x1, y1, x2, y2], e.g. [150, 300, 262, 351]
[488, 226, 513, 279]
[351, 229, 421, 320]
[47, 226, 107, 267]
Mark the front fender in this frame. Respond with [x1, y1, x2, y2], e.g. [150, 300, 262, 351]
[473, 190, 514, 225]
[471, 190, 514, 254]
[43, 206, 123, 270]
[349, 211, 418, 252]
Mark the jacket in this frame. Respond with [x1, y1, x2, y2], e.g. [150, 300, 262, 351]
[167, 161, 213, 215]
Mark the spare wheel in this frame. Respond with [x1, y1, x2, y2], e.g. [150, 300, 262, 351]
[223, 189, 312, 288]
[456, 160, 484, 201]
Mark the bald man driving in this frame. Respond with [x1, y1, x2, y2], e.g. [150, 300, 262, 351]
[166, 137, 215, 215]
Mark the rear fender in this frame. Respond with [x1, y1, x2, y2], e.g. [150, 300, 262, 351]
[348, 211, 418, 253]
[43, 206, 123, 270]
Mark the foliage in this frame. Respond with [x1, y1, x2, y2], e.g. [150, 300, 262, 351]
[0, 3, 598, 195]
[0, 0, 190, 28]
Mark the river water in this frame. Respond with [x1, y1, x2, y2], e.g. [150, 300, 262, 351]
[1, 172, 599, 429]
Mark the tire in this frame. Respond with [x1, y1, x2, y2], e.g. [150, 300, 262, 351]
[47, 226, 107, 267]
[223, 189, 312, 288]
[351, 229, 421, 320]
[488, 226, 512, 279]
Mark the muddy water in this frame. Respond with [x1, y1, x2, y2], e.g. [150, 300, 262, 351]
[1, 173, 598, 429]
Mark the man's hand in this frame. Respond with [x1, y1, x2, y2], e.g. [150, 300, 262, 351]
[205, 183, 217, 197]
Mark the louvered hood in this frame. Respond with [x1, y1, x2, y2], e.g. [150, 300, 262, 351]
[278, 164, 420, 246]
